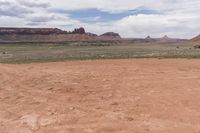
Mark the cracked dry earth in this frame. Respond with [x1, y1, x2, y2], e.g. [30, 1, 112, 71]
[1, 59, 200, 133]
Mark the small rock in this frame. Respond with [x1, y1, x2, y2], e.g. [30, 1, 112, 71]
[47, 108, 57, 116]
[110, 102, 118, 106]
[20, 114, 39, 131]
[47, 87, 53, 90]
[39, 117, 57, 127]
[126, 117, 134, 121]
[69, 107, 75, 110]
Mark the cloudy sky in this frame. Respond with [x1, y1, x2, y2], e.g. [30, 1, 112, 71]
[0, 0, 200, 38]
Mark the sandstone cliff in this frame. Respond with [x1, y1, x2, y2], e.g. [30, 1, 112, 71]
[100, 32, 121, 38]
[0, 27, 122, 42]
[191, 34, 200, 41]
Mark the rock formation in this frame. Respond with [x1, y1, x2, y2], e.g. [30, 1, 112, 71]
[0, 27, 88, 35]
[0, 28, 65, 35]
[0, 27, 122, 42]
[162, 35, 169, 39]
[100, 32, 121, 38]
[144, 36, 156, 42]
[145, 36, 151, 39]
[72, 27, 85, 34]
[191, 34, 200, 41]
[143, 35, 186, 43]
[157, 35, 186, 43]
[194, 45, 200, 49]
[86, 32, 98, 37]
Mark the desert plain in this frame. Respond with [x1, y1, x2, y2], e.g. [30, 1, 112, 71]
[1, 59, 200, 133]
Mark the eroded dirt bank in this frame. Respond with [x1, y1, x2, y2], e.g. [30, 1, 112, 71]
[1, 59, 200, 133]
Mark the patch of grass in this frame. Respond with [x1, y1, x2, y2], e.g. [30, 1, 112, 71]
[0, 41, 200, 64]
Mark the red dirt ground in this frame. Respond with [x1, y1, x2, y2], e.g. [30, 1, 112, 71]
[1, 59, 200, 133]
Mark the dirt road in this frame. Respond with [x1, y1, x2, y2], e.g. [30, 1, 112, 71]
[1, 59, 200, 133]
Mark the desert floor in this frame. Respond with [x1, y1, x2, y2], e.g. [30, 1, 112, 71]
[1, 59, 200, 133]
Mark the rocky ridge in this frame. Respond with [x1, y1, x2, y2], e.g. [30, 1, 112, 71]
[191, 34, 200, 41]
[0, 27, 121, 42]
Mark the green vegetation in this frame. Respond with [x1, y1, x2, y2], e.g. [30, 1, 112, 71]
[0, 41, 200, 63]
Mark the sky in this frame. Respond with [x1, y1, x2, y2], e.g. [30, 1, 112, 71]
[0, 0, 200, 38]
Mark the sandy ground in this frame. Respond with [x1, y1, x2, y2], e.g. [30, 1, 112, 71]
[1, 59, 200, 133]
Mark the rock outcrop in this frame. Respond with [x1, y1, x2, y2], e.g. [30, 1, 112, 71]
[157, 35, 185, 43]
[162, 35, 169, 39]
[194, 45, 200, 49]
[0, 28, 65, 35]
[0, 27, 87, 35]
[72, 27, 85, 34]
[100, 32, 121, 38]
[191, 34, 200, 41]
[144, 36, 157, 42]
[0, 27, 93, 42]
[86, 32, 98, 37]
[143, 35, 186, 43]
[145, 36, 151, 39]
[0, 27, 122, 42]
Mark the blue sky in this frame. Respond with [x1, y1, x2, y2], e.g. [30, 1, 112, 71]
[52, 7, 161, 23]
[0, 0, 200, 38]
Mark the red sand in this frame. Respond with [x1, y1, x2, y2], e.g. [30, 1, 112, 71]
[1, 59, 200, 133]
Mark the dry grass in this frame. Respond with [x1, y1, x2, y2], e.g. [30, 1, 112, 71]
[0, 41, 199, 63]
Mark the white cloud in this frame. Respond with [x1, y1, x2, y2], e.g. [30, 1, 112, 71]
[0, 0, 200, 38]
[113, 14, 200, 38]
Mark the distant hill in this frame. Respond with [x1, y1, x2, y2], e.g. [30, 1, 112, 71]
[0, 27, 121, 42]
[0, 27, 187, 43]
[123, 35, 187, 43]
[100, 32, 121, 38]
[191, 34, 200, 41]
[142, 35, 186, 43]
